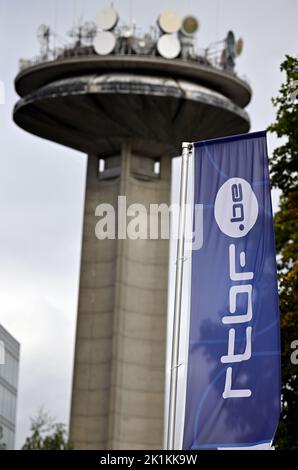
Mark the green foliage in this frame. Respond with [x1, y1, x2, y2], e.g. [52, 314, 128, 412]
[22, 409, 72, 450]
[268, 55, 298, 193]
[269, 55, 298, 449]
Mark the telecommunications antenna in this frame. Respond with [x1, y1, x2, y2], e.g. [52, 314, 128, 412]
[157, 34, 181, 59]
[121, 26, 133, 39]
[226, 30, 236, 55]
[37, 24, 50, 41]
[181, 15, 199, 36]
[68, 25, 83, 46]
[132, 35, 155, 55]
[93, 31, 116, 55]
[158, 11, 181, 34]
[37, 24, 51, 57]
[96, 7, 118, 31]
[236, 37, 244, 56]
[82, 21, 97, 44]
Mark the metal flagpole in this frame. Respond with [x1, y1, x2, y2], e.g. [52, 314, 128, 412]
[167, 141, 193, 450]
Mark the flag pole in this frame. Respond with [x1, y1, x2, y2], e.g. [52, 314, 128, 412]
[167, 141, 192, 450]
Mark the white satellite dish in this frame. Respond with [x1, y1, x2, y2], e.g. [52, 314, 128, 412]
[158, 11, 181, 34]
[93, 31, 116, 55]
[157, 34, 181, 59]
[96, 7, 118, 31]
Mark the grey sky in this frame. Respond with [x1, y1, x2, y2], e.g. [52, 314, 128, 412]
[0, 0, 297, 449]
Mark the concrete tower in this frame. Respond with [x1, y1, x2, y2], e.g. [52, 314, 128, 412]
[13, 9, 251, 449]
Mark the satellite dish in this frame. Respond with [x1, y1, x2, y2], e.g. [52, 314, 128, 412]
[96, 7, 118, 31]
[226, 30, 236, 55]
[120, 26, 133, 39]
[181, 16, 199, 36]
[157, 34, 181, 59]
[236, 37, 244, 56]
[158, 11, 181, 34]
[93, 31, 116, 55]
[132, 35, 155, 55]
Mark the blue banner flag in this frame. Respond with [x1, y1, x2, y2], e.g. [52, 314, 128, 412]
[182, 131, 281, 450]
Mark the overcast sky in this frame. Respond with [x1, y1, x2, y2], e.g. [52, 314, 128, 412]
[0, 0, 297, 449]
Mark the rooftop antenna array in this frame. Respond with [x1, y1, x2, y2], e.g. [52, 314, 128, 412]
[69, 22, 97, 48]
[30, 7, 243, 74]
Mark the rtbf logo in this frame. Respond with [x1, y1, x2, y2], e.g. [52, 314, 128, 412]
[214, 177, 258, 238]
[214, 177, 259, 399]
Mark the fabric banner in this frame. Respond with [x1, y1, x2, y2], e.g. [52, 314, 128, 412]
[183, 131, 281, 450]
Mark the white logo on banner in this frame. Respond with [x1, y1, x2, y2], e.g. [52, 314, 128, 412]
[214, 178, 258, 238]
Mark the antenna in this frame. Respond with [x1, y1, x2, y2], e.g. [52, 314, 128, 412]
[37, 24, 51, 59]
[96, 6, 118, 31]
[226, 30, 236, 55]
[93, 31, 116, 55]
[157, 34, 181, 59]
[236, 37, 244, 56]
[179, 15, 199, 59]
[81, 22, 97, 45]
[68, 25, 83, 47]
[68, 21, 97, 48]
[132, 34, 155, 55]
[181, 15, 199, 36]
[158, 11, 181, 34]
[222, 30, 236, 72]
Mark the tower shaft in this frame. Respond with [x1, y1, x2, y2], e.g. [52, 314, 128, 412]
[70, 143, 171, 449]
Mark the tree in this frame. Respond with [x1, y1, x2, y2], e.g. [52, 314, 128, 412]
[268, 55, 298, 449]
[22, 409, 72, 450]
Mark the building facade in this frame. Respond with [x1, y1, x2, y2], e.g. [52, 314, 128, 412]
[0, 325, 20, 450]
